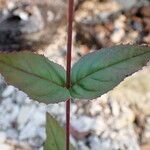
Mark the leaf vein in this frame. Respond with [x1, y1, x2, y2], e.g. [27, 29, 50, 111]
[72, 51, 150, 86]
[0, 60, 64, 87]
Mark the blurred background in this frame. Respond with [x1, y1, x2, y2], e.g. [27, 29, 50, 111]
[0, 0, 150, 150]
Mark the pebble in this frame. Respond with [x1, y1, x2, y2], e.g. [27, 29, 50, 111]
[71, 116, 94, 132]
[2, 86, 15, 98]
[6, 129, 18, 139]
[19, 122, 39, 140]
[17, 104, 37, 130]
[91, 116, 107, 135]
[115, 0, 137, 9]
[78, 141, 90, 150]
[28, 135, 44, 148]
[32, 110, 46, 127]
[0, 143, 12, 150]
[15, 91, 27, 105]
[0, 131, 6, 143]
[111, 15, 126, 43]
[88, 135, 101, 150]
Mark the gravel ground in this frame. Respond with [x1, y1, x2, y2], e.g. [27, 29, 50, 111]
[0, 0, 150, 150]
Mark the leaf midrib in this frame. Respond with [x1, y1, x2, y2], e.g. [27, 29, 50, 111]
[71, 50, 150, 87]
[0, 60, 65, 88]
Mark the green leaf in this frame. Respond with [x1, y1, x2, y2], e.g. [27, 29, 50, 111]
[44, 113, 75, 150]
[0, 51, 70, 103]
[70, 45, 150, 99]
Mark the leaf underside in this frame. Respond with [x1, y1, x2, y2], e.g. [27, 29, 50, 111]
[70, 45, 150, 99]
[44, 113, 75, 150]
[0, 51, 70, 103]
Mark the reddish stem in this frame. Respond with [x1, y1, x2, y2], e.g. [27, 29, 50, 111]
[66, 0, 74, 88]
[66, 99, 71, 150]
[66, 0, 74, 150]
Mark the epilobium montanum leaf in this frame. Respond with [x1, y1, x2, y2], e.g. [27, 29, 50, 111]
[0, 45, 150, 103]
[0, 51, 70, 103]
[44, 113, 75, 150]
[70, 45, 150, 99]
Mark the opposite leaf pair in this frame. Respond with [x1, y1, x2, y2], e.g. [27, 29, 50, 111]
[0, 44, 150, 104]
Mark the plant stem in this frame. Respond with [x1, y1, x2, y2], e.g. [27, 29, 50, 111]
[66, 0, 74, 150]
[66, 99, 71, 150]
[66, 0, 74, 88]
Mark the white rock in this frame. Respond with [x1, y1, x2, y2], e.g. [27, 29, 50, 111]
[47, 102, 65, 115]
[2, 86, 15, 98]
[39, 147, 43, 150]
[0, 131, 6, 143]
[71, 116, 94, 132]
[47, 104, 60, 115]
[71, 104, 77, 117]
[70, 135, 77, 148]
[89, 101, 102, 116]
[92, 116, 107, 135]
[111, 28, 125, 43]
[38, 103, 46, 112]
[0, 102, 19, 128]
[47, 103, 66, 123]
[9, 105, 20, 122]
[36, 127, 46, 140]
[88, 136, 101, 150]
[32, 111, 45, 127]
[1, 98, 14, 112]
[0, 143, 13, 150]
[28, 136, 44, 147]
[111, 15, 126, 43]
[99, 139, 112, 150]
[0, 115, 11, 129]
[47, 10, 55, 22]
[109, 100, 120, 117]
[15, 91, 27, 104]
[19, 122, 37, 140]
[78, 141, 90, 150]
[6, 129, 18, 139]
[115, 0, 137, 9]
[17, 104, 37, 129]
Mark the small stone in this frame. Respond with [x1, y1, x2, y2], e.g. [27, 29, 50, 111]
[39, 147, 43, 150]
[108, 100, 120, 117]
[89, 101, 102, 116]
[88, 135, 101, 150]
[15, 91, 27, 104]
[115, 0, 137, 9]
[28, 136, 44, 147]
[143, 34, 150, 43]
[111, 28, 125, 43]
[1, 98, 14, 112]
[0, 131, 6, 143]
[92, 116, 107, 135]
[19, 122, 37, 140]
[70, 135, 77, 148]
[71, 116, 94, 132]
[32, 110, 45, 127]
[36, 127, 46, 140]
[47, 10, 55, 22]
[0, 143, 12, 150]
[78, 141, 90, 150]
[6, 129, 18, 139]
[2, 86, 15, 98]
[70, 104, 77, 117]
[9, 105, 19, 123]
[17, 104, 37, 129]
